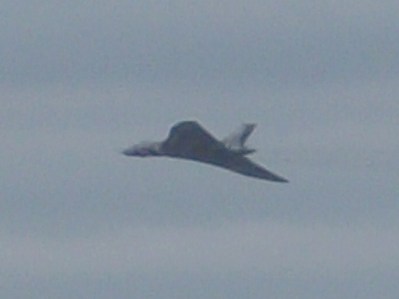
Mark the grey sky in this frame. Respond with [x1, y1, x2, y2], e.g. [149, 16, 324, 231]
[1, 1, 399, 298]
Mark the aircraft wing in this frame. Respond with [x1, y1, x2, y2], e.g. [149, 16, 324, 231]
[162, 121, 223, 158]
[216, 153, 288, 182]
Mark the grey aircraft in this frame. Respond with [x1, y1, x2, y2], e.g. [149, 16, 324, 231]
[122, 121, 288, 182]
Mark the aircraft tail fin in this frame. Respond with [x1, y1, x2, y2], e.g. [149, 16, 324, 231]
[222, 123, 256, 155]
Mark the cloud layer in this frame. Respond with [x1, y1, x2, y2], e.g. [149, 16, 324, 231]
[1, 1, 399, 298]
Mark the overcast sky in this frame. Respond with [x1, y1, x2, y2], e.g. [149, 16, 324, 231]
[1, 1, 399, 298]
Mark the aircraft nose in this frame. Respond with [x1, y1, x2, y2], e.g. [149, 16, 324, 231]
[122, 146, 137, 156]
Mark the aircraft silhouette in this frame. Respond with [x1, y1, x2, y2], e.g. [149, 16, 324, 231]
[123, 121, 288, 182]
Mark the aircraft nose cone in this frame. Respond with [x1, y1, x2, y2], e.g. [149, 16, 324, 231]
[122, 146, 136, 156]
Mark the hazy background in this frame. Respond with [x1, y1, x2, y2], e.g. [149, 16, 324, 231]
[1, 1, 398, 298]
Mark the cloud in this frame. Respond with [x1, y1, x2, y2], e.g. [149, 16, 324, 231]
[1, 1, 399, 298]
[1, 1, 398, 87]
[2, 220, 398, 279]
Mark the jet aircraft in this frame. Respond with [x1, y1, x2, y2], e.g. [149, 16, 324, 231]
[123, 121, 288, 182]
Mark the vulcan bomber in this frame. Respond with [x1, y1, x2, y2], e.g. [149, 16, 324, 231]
[123, 121, 288, 182]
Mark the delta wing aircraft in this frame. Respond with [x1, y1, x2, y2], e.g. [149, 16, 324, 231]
[123, 121, 288, 182]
